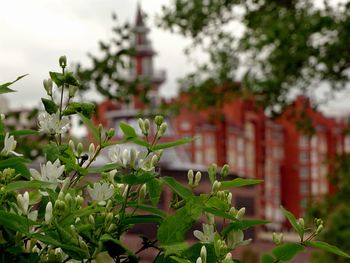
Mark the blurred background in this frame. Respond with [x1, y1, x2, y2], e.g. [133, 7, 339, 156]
[2, 0, 350, 262]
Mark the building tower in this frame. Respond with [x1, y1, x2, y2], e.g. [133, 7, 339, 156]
[130, 4, 166, 109]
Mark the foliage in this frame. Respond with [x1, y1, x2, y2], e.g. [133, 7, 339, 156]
[0, 57, 348, 262]
[159, 0, 350, 111]
[308, 153, 350, 263]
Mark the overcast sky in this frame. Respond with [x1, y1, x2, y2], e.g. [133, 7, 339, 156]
[0, 0, 194, 109]
[1, 0, 350, 116]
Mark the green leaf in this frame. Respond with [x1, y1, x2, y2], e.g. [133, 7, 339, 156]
[49, 71, 65, 86]
[0, 74, 27, 94]
[127, 202, 166, 218]
[0, 211, 35, 233]
[122, 214, 163, 225]
[119, 122, 137, 138]
[160, 176, 193, 200]
[272, 243, 304, 261]
[152, 138, 193, 151]
[10, 129, 39, 137]
[280, 206, 303, 240]
[118, 171, 155, 185]
[162, 242, 188, 257]
[100, 234, 137, 260]
[78, 113, 99, 141]
[33, 233, 87, 259]
[0, 157, 30, 178]
[147, 178, 162, 205]
[41, 98, 58, 114]
[205, 196, 230, 212]
[63, 102, 95, 118]
[43, 143, 68, 163]
[305, 241, 350, 258]
[88, 162, 120, 173]
[157, 198, 202, 245]
[64, 72, 80, 86]
[5, 180, 54, 191]
[203, 207, 238, 221]
[220, 178, 263, 188]
[261, 254, 274, 263]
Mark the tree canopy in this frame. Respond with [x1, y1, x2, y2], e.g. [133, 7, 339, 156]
[159, 0, 350, 111]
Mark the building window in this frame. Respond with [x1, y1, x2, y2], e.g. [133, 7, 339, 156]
[299, 151, 309, 163]
[205, 148, 216, 164]
[181, 121, 191, 131]
[195, 134, 202, 148]
[195, 151, 203, 164]
[299, 136, 309, 148]
[300, 182, 309, 194]
[206, 134, 215, 146]
[300, 166, 309, 179]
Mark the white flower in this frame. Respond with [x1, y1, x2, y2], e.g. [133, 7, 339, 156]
[1, 133, 21, 156]
[193, 224, 215, 243]
[30, 160, 65, 190]
[108, 146, 122, 165]
[38, 112, 69, 135]
[17, 191, 29, 215]
[87, 182, 114, 205]
[28, 210, 38, 221]
[226, 230, 252, 249]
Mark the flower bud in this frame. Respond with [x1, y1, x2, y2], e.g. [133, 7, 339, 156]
[107, 223, 117, 232]
[212, 180, 221, 194]
[105, 212, 113, 226]
[272, 232, 283, 245]
[107, 128, 115, 139]
[89, 215, 95, 225]
[208, 163, 217, 182]
[196, 258, 202, 263]
[58, 191, 65, 200]
[187, 169, 194, 186]
[298, 218, 305, 230]
[138, 118, 146, 134]
[64, 193, 72, 204]
[77, 143, 83, 157]
[75, 195, 84, 206]
[45, 202, 53, 223]
[194, 171, 202, 186]
[236, 207, 246, 219]
[122, 149, 129, 167]
[200, 246, 207, 263]
[0, 114, 5, 121]
[129, 148, 136, 168]
[89, 143, 95, 159]
[139, 184, 147, 203]
[158, 123, 168, 137]
[221, 164, 230, 177]
[69, 140, 75, 152]
[59, 55, 67, 68]
[227, 192, 232, 205]
[316, 224, 324, 235]
[154, 115, 164, 126]
[43, 78, 53, 96]
[68, 85, 78, 98]
[144, 119, 150, 134]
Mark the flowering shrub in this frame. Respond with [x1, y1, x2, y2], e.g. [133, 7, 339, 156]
[0, 57, 349, 262]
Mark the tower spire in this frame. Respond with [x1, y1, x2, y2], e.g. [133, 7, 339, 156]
[135, 2, 144, 27]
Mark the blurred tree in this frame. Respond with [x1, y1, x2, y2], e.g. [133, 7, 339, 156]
[76, 14, 151, 105]
[159, 0, 350, 112]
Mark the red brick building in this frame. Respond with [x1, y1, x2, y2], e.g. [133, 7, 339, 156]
[95, 5, 350, 231]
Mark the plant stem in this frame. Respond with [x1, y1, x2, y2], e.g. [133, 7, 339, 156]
[58, 67, 65, 145]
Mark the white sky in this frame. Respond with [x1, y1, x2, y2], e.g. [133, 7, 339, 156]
[0, 0, 192, 109]
[1, 0, 350, 117]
